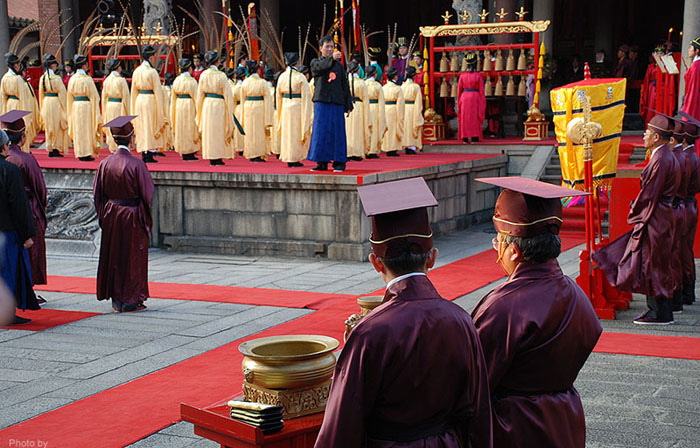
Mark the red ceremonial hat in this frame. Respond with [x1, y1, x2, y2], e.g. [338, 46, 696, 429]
[357, 177, 438, 258]
[476, 177, 589, 238]
[103, 115, 137, 139]
[0, 109, 30, 134]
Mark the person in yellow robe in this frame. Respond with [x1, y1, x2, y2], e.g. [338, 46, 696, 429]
[381, 67, 404, 157]
[161, 73, 174, 152]
[170, 58, 199, 160]
[130, 45, 166, 163]
[401, 66, 424, 155]
[239, 61, 273, 162]
[196, 51, 235, 165]
[345, 61, 369, 161]
[38, 53, 68, 157]
[364, 65, 387, 159]
[66, 54, 101, 161]
[264, 68, 278, 157]
[276, 52, 312, 167]
[100, 58, 130, 152]
[232, 68, 246, 156]
[1, 53, 39, 152]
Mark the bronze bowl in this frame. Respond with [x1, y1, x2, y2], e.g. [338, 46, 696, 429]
[239, 335, 339, 390]
[357, 295, 384, 315]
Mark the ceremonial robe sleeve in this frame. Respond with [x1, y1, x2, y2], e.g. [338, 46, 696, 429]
[169, 80, 177, 134]
[66, 77, 74, 138]
[413, 85, 424, 138]
[378, 87, 387, 140]
[92, 162, 106, 226]
[195, 75, 204, 130]
[152, 70, 166, 137]
[314, 329, 381, 448]
[310, 57, 333, 77]
[264, 81, 273, 128]
[628, 157, 663, 226]
[361, 82, 370, 149]
[396, 88, 405, 141]
[122, 79, 130, 115]
[341, 69, 353, 113]
[5, 164, 36, 241]
[274, 76, 283, 134]
[223, 78, 235, 144]
[136, 160, 155, 231]
[100, 77, 108, 118]
[239, 81, 248, 130]
[28, 156, 47, 215]
[89, 79, 101, 137]
[38, 75, 46, 110]
[57, 77, 68, 129]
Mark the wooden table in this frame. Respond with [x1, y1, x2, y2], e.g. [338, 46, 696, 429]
[181, 403, 323, 448]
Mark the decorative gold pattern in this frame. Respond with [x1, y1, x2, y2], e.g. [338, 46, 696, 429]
[515, 6, 528, 21]
[566, 94, 602, 161]
[242, 380, 332, 419]
[478, 9, 489, 23]
[441, 10, 453, 25]
[496, 8, 508, 22]
[459, 10, 471, 23]
[420, 20, 550, 37]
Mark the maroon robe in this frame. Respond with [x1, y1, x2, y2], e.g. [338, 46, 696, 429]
[315, 275, 492, 448]
[683, 144, 699, 295]
[671, 144, 689, 290]
[472, 259, 602, 448]
[6, 144, 47, 285]
[93, 147, 154, 305]
[593, 143, 681, 298]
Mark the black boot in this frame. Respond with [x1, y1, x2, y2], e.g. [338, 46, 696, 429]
[78, 155, 95, 162]
[672, 288, 684, 313]
[405, 147, 417, 155]
[634, 296, 674, 325]
[182, 153, 198, 161]
[249, 156, 266, 162]
[683, 280, 696, 305]
[142, 152, 158, 163]
[209, 158, 225, 166]
[287, 162, 304, 167]
[348, 156, 363, 162]
[386, 150, 399, 157]
[332, 161, 346, 172]
[366, 153, 379, 159]
[152, 151, 166, 157]
[311, 162, 328, 171]
[48, 149, 63, 157]
[12, 315, 31, 325]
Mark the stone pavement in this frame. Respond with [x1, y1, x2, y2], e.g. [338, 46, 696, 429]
[0, 225, 698, 447]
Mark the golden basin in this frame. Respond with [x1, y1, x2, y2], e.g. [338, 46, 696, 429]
[357, 295, 384, 315]
[239, 335, 339, 390]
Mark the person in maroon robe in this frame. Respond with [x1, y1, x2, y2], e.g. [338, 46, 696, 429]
[669, 119, 690, 313]
[93, 115, 154, 312]
[680, 116, 699, 305]
[472, 177, 602, 448]
[593, 115, 681, 324]
[1, 110, 48, 287]
[315, 178, 493, 448]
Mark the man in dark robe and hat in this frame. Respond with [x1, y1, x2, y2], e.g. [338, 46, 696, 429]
[1, 110, 48, 287]
[669, 118, 690, 313]
[680, 117, 699, 305]
[593, 114, 681, 324]
[473, 176, 602, 448]
[93, 116, 154, 312]
[308, 35, 353, 172]
[315, 177, 492, 448]
[0, 128, 40, 324]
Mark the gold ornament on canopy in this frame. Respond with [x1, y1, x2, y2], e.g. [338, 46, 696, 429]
[566, 94, 603, 163]
[494, 49, 504, 71]
[515, 6, 528, 21]
[506, 49, 515, 70]
[496, 8, 508, 22]
[459, 10, 471, 23]
[441, 10, 453, 25]
[478, 9, 489, 23]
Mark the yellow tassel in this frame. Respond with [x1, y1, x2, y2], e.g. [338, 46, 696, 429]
[506, 49, 515, 71]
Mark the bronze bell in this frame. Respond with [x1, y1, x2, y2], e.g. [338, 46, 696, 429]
[506, 49, 515, 71]
[439, 52, 449, 72]
[483, 50, 492, 71]
[517, 76, 527, 96]
[450, 53, 459, 72]
[494, 49, 504, 71]
[450, 77, 458, 98]
[439, 77, 449, 97]
[517, 49, 528, 70]
[494, 76, 504, 96]
[484, 76, 493, 96]
[505, 76, 515, 95]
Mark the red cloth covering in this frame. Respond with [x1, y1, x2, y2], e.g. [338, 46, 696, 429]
[457, 72, 485, 139]
[315, 275, 492, 448]
[681, 59, 700, 121]
[6, 145, 47, 285]
[593, 143, 681, 298]
[93, 147, 154, 305]
[472, 259, 602, 448]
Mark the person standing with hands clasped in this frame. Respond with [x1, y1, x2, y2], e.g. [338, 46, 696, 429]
[307, 36, 353, 173]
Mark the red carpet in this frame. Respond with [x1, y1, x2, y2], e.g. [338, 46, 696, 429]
[36, 276, 352, 310]
[1, 308, 99, 331]
[34, 149, 496, 181]
[595, 332, 700, 361]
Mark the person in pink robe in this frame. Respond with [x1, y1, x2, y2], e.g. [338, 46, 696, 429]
[472, 177, 602, 448]
[593, 115, 681, 324]
[1, 110, 47, 286]
[315, 178, 492, 448]
[93, 116, 154, 312]
[681, 37, 700, 121]
[457, 53, 485, 143]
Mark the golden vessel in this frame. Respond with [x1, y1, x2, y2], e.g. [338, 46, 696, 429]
[344, 295, 384, 337]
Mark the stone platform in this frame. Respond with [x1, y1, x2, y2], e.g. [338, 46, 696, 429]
[39, 152, 506, 261]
